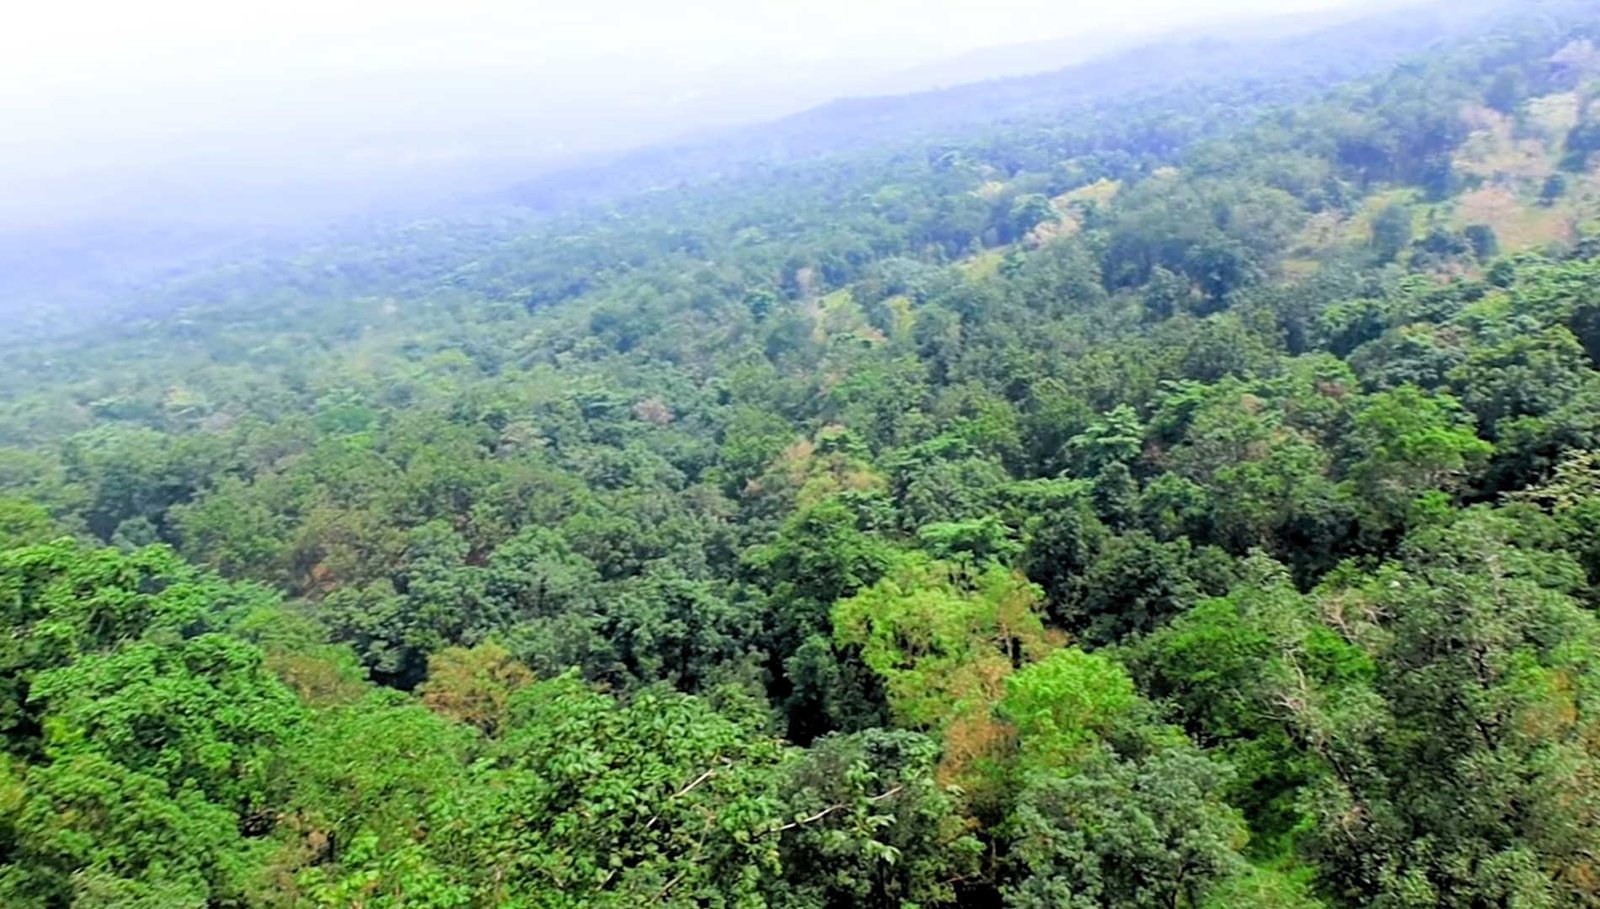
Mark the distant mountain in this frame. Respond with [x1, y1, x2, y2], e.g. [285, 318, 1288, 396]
[0, 0, 1554, 336]
[853, 1, 1413, 95]
[506, 0, 1516, 212]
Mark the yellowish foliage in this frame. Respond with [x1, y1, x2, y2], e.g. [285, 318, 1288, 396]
[1528, 92, 1583, 138]
[1026, 217, 1079, 248]
[811, 287, 886, 346]
[758, 430, 887, 507]
[1454, 105, 1558, 184]
[419, 641, 536, 735]
[265, 649, 370, 708]
[632, 397, 674, 426]
[1054, 177, 1121, 209]
[974, 180, 1009, 201]
[882, 294, 916, 341]
[832, 557, 1064, 788]
[958, 248, 1007, 280]
[1455, 185, 1574, 251]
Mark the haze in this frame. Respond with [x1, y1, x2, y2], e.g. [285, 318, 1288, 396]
[1, 0, 1412, 235]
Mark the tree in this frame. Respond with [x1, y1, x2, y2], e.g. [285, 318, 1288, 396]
[483, 527, 599, 622]
[1484, 66, 1526, 114]
[1018, 481, 1108, 620]
[0, 540, 265, 752]
[418, 641, 536, 735]
[0, 499, 56, 550]
[1004, 750, 1246, 909]
[1339, 386, 1491, 534]
[603, 571, 757, 692]
[772, 729, 981, 908]
[276, 691, 474, 898]
[446, 674, 789, 908]
[1370, 202, 1413, 265]
[744, 497, 895, 659]
[1562, 119, 1600, 171]
[1142, 266, 1195, 322]
[834, 555, 1057, 789]
[1, 627, 307, 908]
[1541, 173, 1568, 206]
[894, 451, 1011, 529]
[27, 634, 306, 810]
[1299, 509, 1600, 908]
[917, 516, 1023, 567]
[834, 555, 1054, 733]
[1070, 532, 1201, 646]
[1158, 381, 1344, 563]
[7, 16, 1600, 908]
[1068, 404, 1145, 477]
[1001, 648, 1141, 774]
[1007, 193, 1060, 242]
[1129, 557, 1368, 838]
[1, 752, 252, 908]
[1450, 326, 1591, 437]
[1463, 223, 1498, 261]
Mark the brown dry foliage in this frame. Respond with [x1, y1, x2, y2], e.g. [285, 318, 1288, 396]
[419, 641, 536, 735]
[633, 397, 674, 426]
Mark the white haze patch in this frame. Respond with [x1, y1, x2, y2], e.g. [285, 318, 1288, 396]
[0, 0, 1402, 237]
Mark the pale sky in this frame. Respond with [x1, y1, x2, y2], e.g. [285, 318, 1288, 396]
[3, 0, 1383, 87]
[0, 0, 1392, 229]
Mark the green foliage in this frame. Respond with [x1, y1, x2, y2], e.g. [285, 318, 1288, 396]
[0, 540, 276, 751]
[833, 555, 1052, 731]
[1003, 749, 1246, 909]
[916, 516, 1023, 566]
[445, 674, 789, 908]
[605, 571, 758, 691]
[1131, 557, 1371, 840]
[4, 8, 1600, 905]
[0, 499, 56, 550]
[1002, 648, 1140, 773]
[1071, 531, 1203, 645]
[1298, 509, 1600, 908]
[1340, 385, 1491, 532]
[746, 497, 896, 654]
[773, 729, 981, 908]
[1103, 176, 1303, 306]
[296, 836, 472, 909]
[1068, 404, 1145, 476]
[29, 634, 306, 810]
[277, 691, 475, 898]
[2, 752, 254, 908]
[1370, 202, 1413, 264]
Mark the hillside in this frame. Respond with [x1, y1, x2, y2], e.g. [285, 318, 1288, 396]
[0, 0, 1532, 343]
[6, 2, 1600, 908]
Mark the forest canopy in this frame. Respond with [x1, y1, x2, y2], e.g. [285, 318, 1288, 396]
[7, 2, 1600, 907]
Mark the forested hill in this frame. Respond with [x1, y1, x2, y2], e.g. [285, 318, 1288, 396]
[507, 0, 1524, 212]
[0, 0, 1535, 343]
[11, 2, 1600, 907]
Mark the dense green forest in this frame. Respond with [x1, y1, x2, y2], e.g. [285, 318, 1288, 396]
[10, 3, 1600, 907]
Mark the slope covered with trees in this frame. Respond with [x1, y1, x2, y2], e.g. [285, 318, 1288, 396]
[6, 2, 1600, 907]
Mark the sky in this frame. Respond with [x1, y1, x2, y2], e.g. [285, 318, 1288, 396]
[0, 0, 1389, 231]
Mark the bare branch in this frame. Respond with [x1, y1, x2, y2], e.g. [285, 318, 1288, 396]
[768, 786, 905, 835]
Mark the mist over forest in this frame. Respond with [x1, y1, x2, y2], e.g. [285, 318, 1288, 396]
[7, 1, 1600, 907]
[0, 0, 1437, 331]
